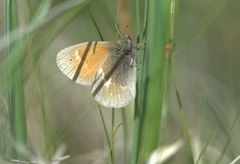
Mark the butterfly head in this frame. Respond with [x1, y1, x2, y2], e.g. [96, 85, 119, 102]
[120, 35, 135, 54]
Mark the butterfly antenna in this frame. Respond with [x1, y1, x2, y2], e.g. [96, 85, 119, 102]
[115, 24, 124, 38]
[123, 25, 129, 36]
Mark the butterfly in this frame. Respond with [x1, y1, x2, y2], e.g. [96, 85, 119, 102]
[56, 35, 136, 108]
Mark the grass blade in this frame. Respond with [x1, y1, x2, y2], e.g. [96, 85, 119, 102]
[4, 0, 27, 160]
[140, 0, 172, 160]
[98, 105, 114, 164]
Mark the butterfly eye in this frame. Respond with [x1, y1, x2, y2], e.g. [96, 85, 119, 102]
[69, 58, 73, 62]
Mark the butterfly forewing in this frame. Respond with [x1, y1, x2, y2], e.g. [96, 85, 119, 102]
[91, 50, 136, 108]
[56, 41, 110, 85]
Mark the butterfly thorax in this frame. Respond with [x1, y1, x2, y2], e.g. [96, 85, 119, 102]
[110, 36, 135, 57]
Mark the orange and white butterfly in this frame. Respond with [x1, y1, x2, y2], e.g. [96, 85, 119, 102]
[56, 36, 136, 108]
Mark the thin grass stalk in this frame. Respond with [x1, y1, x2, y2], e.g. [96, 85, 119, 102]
[120, 108, 128, 164]
[130, 111, 142, 164]
[88, 9, 104, 41]
[111, 109, 115, 163]
[196, 131, 216, 164]
[216, 111, 240, 164]
[134, 0, 140, 43]
[89, 9, 116, 164]
[179, 110, 195, 163]
[129, 0, 147, 163]
[169, 10, 195, 164]
[169, 0, 195, 162]
[98, 105, 114, 164]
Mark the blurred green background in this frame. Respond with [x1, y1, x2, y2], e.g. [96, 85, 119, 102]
[0, 0, 240, 164]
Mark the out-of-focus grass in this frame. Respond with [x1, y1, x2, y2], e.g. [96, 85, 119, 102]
[1, 0, 94, 162]
[4, 0, 27, 161]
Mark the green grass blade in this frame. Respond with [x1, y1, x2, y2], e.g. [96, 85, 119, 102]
[140, 0, 172, 160]
[4, 0, 27, 160]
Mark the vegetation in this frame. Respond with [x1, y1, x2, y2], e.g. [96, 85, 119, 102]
[0, 0, 240, 163]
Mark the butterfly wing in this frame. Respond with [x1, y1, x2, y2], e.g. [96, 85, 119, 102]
[91, 48, 136, 108]
[56, 41, 110, 85]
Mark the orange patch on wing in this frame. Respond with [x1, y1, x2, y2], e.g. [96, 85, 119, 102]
[74, 42, 110, 82]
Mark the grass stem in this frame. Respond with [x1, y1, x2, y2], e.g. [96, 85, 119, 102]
[98, 105, 114, 164]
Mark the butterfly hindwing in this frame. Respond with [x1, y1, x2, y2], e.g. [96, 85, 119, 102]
[56, 41, 110, 85]
[91, 49, 136, 108]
